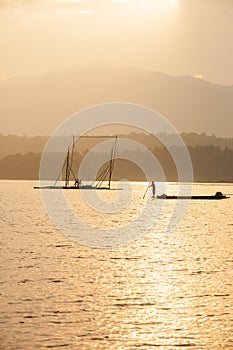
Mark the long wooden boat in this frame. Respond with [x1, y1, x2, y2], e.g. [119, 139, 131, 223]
[156, 192, 229, 200]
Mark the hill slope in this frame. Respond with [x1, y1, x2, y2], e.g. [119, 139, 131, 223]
[1, 65, 233, 136]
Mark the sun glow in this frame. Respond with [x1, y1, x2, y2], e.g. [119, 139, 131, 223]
[52, 0, 179, 18]
[139, 0, 178, 10]
[56, 0, 179, 9]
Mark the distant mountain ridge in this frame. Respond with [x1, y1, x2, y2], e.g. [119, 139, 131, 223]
[1, 132, 233, 159]
[1, 65, 233, 136]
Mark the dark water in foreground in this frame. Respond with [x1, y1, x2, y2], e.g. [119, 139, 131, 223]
[0, 181, 232, 349]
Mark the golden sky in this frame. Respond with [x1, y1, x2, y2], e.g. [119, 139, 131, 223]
[0, 0, 233, 84]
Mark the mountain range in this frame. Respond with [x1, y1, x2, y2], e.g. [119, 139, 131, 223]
[1, 65, 233, 136]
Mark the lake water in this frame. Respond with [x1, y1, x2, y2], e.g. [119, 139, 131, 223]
[0, 180, 232, 349]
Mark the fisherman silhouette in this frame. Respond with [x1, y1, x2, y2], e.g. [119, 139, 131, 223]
[149, 181, 156, 198]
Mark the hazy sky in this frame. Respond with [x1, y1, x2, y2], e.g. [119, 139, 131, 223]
[1, 0, 233, 85]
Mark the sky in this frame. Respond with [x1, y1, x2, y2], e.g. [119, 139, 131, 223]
[0, 0, 233, 85]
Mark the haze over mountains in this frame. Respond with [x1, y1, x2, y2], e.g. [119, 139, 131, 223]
[1, 65, 233, 137]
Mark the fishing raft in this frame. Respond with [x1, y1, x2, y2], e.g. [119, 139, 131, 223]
[34, 135, 117, 190]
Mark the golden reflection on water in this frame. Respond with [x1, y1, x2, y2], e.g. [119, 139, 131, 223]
[63, 183, 146, 228]
[0, 181, 232, 349]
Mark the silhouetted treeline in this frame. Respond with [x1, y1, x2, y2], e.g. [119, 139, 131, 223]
[0, 134, 47, 159]
[0, 152, 41, 180]
[0, 145, 232, 182]
[189, 145, 233, 182]
[1, 132, 233, 159]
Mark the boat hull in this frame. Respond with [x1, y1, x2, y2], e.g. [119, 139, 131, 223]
[156, 194, 229, 200]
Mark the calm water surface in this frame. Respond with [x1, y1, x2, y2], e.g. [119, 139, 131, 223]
[0, 181, 232, 349]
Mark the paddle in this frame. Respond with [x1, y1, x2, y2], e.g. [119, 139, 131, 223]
[143, 186, 149, 199]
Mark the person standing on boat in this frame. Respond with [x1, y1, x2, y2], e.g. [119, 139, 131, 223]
[149, 181, 156, 198]
[74, 178, 81, 188]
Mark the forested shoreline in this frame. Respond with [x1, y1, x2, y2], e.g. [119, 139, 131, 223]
[0, 145, 232, 182]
